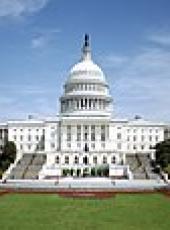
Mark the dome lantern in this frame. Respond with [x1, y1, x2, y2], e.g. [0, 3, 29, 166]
[82, 34, 91, 61]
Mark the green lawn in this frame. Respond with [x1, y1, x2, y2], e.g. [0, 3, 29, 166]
[0, 193, 169, 230]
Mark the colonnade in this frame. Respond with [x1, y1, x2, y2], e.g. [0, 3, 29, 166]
[61, 97, 110, 112]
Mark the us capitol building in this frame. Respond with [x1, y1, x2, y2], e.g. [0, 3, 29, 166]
[0, 35, 168, 180]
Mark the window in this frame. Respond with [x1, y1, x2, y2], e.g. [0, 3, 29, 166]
[133, 136, 137, 142]
[55, 156, 60, 164]
[101, 142, 105, 149]
[67, 125, 71, 141]
[149, 136, 152, 142]
[127, 136, 130, 141]
[77, 125, 81, 141]
[0, 130, 2, 139]
[93, 156, 97, 164]
[20, 135, 23, 141]
[51, 143, 55, 149]
[103, 156, 107, 164]
[84, 125, 89, 141]
[28, 135, 31, 142]
[67, 143, 71, 148]
[36, 135, 39, 141]
[117, 133, 121, 139]
[133, 145, 137, 150]
[91, 125, 95, 141]
[65, 156, 69, 164]
[74, 156, 79, 164]
[91, 143, 95, 149]
[101, 125, 106, 141]
[111, 156, 116, 164]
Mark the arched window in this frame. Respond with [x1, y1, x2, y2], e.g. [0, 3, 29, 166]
[55, 156, 60, 164]
[83, 156, 89, 165]
[111, 156, 116, 164]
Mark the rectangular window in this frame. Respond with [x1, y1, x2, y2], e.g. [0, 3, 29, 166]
[93, 156, 97, 164]
[67, 125, 71, 141]
[51, 143, 55, 149]
[0, 130, 2, 139]
[91, 125, 95, 141]
[117, 133, 121, 139]
[83, 125, 89, 141]
[28, 135, 31, 142]
[77, 125, 81, 141]
[101, 125, 106, 141]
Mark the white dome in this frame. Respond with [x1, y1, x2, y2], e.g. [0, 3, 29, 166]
[69, 59, 106, 83]
[60, 35, 113, 117]
[71, 59, 102, 74]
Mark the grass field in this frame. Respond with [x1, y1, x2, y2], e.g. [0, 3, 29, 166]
[0, 193, 169, 230]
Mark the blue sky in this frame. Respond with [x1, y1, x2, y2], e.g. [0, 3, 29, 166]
[0, 0, 170, 121]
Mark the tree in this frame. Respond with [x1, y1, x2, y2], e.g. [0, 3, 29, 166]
[0, 141, 16, 172]
[155, 139, 170, 168]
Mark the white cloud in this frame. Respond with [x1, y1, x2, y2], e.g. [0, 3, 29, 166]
[31, 28, 60, 49]
[147, 31, 170, 46]
[0, 0, 50, 18]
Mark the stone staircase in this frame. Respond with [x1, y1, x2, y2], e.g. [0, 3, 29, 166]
[126, 154, 158, 179]
[9, 154, 46, 179]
